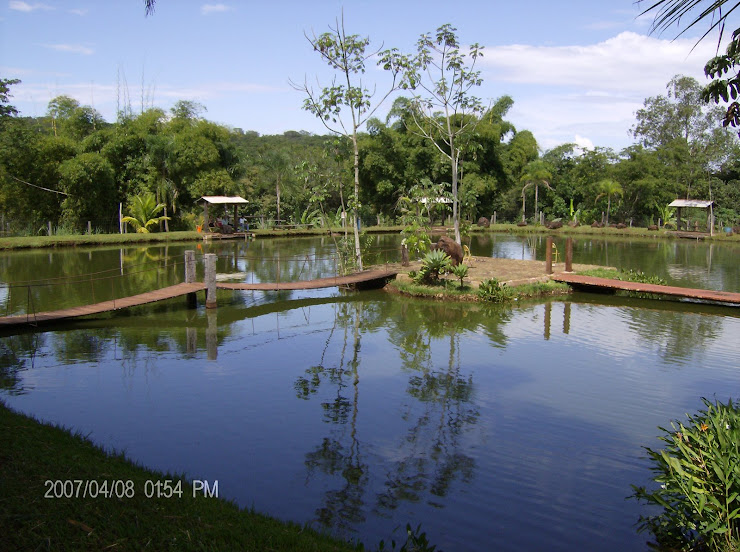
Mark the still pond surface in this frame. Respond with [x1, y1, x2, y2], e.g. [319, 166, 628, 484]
[1, 234, 738, 551]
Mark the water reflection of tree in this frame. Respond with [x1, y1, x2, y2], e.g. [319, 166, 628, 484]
[377, 305, 481, 513]
[295, 298, 511, 535]
[625, 306, 721, 364]
[0, 333, 43, 395]
[300, 302, 368, 533]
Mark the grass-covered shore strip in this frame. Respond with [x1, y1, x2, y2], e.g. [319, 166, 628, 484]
[0, 401, 362, 552]
[389, 278, 570, 303]
[2, 222, 739, 250]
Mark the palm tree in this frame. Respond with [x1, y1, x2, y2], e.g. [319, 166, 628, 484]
[595, 179, 623, 226]
[121, 193, 170, 233]
[520, 160, 553, 223]
[639, 1, 739, 39]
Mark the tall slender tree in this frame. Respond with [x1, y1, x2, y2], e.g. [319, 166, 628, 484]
[403, 24, 485, 245]
[292, 12, 410, 270]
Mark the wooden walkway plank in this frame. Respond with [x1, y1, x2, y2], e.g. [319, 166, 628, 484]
[0, 282, 205, 327]
[0, 269, 398, 328]
[552, 273, 740, 305]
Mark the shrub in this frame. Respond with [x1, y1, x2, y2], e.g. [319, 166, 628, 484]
[413, 250, 451, 285]
[631, 398, 740, 552]
[477, 278, 512, 303]
[450, 263, 469, 289]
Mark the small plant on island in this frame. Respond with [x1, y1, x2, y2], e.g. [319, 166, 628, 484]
[450, 263, 469, 289]
[631, 398, 740, 552]
[477, 278, 512, 303]
[413, 250, 452, 285]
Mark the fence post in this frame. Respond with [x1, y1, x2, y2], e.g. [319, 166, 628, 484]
[48, 221, 52, 236]
[87, 220, 92, 234]
[493, 211, 497, 225]
[545, 236, 553, 274]
[205, 253, 217, 309]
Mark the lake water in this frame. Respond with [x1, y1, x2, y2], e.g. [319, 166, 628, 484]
[1, 233, 738, 551]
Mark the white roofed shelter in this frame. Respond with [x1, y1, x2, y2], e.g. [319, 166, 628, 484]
[668, 199, 715, 234]
[200, 196, 249, 234]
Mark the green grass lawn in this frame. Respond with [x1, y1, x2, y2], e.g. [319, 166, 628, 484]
[0, 401, 361, 552]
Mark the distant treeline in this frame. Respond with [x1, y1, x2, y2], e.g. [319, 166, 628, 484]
[0, 75, 738, 235]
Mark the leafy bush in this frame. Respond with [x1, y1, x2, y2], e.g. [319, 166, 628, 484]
[477, 278, 512, 303]
[617, 268, 667, 286]
[413, 250, 451, 285]
[631, 398, 740, 552]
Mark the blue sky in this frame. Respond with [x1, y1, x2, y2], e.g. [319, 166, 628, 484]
[0, 1, 729, 151]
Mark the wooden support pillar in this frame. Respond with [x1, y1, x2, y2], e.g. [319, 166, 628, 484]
[203, 202, 210, 233]
[205, 253, 217, 309]
[185, 250, 197, 308]
[565, 237, 573, 272]
[206, 309, 218, 361]
[545, 236, 553, 275]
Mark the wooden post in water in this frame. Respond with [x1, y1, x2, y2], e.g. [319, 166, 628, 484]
[206, 308, 218, 360]
[205, 253, 217, 309]
[565, 237, 573, 272]
[185, 250, 197, 308]
[545, 236, 553, 274]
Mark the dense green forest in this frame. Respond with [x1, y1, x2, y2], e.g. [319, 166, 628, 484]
[0, 74, 738, 236]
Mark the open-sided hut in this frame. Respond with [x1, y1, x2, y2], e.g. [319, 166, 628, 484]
[668, 199, 715, 234]
[200, 196, 249, 233]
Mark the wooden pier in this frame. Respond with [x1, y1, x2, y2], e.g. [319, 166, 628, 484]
[552, 273, 740, 305]
[0, 269, 398, 328]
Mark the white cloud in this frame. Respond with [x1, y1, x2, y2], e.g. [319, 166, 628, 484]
[42, 44, 94, 55]
[574, 135, 595, 151]
[69, 8, 88, 16]
[482, 32, 715, 93]
[201, 3, 231, 15]
[480, 32, 728, 151]
[9, 1, 53, 12]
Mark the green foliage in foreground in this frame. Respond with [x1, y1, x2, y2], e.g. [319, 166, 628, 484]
[631, 398, 740, 552]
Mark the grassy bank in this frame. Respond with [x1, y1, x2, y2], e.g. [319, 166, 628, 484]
[389, 278, 570, 302]
[2, 222, 738, 251]
[0, 401, 360, 552]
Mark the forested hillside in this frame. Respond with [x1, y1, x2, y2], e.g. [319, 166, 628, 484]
[0, 75, 738, 235]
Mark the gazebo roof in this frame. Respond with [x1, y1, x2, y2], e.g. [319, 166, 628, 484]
[200, 195, 249, 205]
[668, 199, 714, 208]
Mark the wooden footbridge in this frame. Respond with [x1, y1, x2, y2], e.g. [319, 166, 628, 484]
[0, 266, 398, 328]
[552, 273, 740, 306]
